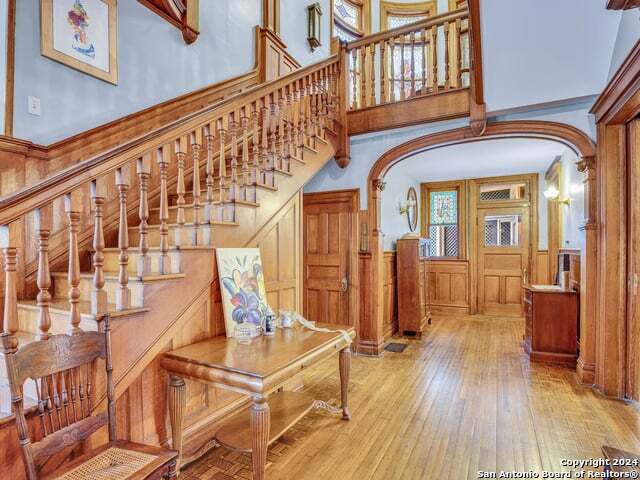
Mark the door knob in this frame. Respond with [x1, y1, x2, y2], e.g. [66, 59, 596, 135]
[340, 276, 349, 292]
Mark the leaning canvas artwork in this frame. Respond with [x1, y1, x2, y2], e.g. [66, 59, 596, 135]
[41, 0, 118, 84]
[216, 248, 270, 337]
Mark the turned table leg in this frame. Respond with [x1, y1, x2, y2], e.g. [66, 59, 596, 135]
[250, 396, 270, 480]
[339, 346, 352, 421]
[168, 375, 186, 473]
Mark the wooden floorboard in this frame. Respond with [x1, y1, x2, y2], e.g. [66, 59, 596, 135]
[182, 315, 640, 479]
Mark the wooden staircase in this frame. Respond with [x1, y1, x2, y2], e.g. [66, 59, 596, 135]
[0, 56, 341, 450]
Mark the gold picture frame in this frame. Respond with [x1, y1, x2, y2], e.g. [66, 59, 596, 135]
[40, 0, 118, 85]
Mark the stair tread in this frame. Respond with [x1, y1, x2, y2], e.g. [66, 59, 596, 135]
[18, 299, 149, 318]
[50, 271, 186, 283]
[130, 220, 239, 231]
[152, 200, 259, 211]
[103, 246, 215, 252]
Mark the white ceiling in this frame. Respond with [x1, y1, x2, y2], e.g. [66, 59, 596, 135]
[388, 138, 572, 183]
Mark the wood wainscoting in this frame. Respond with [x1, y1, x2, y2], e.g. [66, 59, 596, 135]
[383, 251, 398, 340]
[535, 250, 550, 284]
[427, 259, 470, 315]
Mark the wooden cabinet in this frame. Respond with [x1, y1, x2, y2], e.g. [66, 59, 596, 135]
[397, 235, 431, 336]
[523, 285, 578, 367]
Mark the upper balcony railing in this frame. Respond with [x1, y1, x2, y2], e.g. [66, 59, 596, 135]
[342, 8, 470, 111]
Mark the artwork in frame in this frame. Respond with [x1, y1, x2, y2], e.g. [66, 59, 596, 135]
[40, 0, 118, 84]
[216, 248, 270, 338]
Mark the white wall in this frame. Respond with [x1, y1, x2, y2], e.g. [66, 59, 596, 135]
[608, 8, 640, 79]
[380, 168, 421, 250]
[14, 0, 261, 144]
[558, 149, 584, 250]
[280, 0, 331, 66]
[480, 0, 620, 114]
[0, 0, 7, 135]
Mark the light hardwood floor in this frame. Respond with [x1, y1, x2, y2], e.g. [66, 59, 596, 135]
[184, 315, 640, 479]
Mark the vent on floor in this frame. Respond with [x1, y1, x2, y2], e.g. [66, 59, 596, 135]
[384, 343, 408, 353]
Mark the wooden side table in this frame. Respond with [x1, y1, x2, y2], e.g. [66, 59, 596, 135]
[161, 323, 355, 480]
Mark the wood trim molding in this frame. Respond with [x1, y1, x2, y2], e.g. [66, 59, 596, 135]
[591, 39, 640, 124]
[379, 0, 436, 31]
[263, 0, 280, 34]
[468, 0, 486, 135]
[607, 0, 640, 9]
[4, 0, 15, 136]
[138, 0, 200, 44]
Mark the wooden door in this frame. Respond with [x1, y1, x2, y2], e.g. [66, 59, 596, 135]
[627, 118, 640, 400]
[477, 206, 530, 316]
[303, 190, 359, 328]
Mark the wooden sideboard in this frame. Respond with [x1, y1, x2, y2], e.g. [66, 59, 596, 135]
[397, 235, 431, 336]
[523, 285, 579, 367]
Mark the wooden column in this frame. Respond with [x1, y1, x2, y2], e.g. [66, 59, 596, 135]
[250, 396, 270, 480]
[35, 206, 52, 339]
[168, 375, 186, 471]
[577, 155, 597, 385]
[91, 179, 108, 316]
[65, 193, 82, 333]
[595, 124, 627, 397]
[157, 146, 171, 274]
[136, 156, 152, 276]
[115, 167, 131, 311]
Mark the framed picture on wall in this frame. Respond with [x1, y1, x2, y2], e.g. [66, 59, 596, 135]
[40, 0, 118, 84]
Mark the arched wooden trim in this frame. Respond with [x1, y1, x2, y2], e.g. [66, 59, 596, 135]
[360, 120, 598, 368]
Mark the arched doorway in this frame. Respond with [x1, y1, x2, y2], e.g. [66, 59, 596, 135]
[360, 120, 597, 386]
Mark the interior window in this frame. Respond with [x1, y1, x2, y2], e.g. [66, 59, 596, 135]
[428, 190, 458, 257]
[479, 183, 527, 201]
[484, 215, 522, 247]
[333, 0, 364, 41]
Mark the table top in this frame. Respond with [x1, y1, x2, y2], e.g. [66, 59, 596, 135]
[163, 323, 355, 379]
[526, 284, 577, 294]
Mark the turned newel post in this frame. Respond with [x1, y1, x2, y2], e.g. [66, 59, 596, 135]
[157, 146, 171, 274]
[137, 155, 152, 276]
[115, 166, 131, 311]
[90, 180, 108, 316]
[65, 193, 82, 334]
[35, 207, 52, 339]
[174, 137, 188, 247]
[190, 129, 203, 246]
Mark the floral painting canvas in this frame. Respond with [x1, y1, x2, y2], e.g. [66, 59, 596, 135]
[216, 248, 269, 337]
[41, 0, 118, 84]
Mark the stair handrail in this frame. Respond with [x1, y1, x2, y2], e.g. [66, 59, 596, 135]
[0, 55, 339, 227]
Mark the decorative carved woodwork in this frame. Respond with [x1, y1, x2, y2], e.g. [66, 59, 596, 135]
[138, 0, 200, 44]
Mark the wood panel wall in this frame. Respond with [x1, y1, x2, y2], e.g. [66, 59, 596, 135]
[427, 259, 470, 315]
[535, 250, 550, 284]
[382, 251, 398, 340]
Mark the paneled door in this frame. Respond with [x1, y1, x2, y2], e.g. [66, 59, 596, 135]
[477, 206, 530, 316]
[303, 190, 359, 328]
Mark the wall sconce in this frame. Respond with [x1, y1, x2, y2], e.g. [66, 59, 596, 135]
[543, 185, 570, 206]
[307, 3, 322, 51]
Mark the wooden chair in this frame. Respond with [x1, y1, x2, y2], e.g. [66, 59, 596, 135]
[1, 315, 178, 480]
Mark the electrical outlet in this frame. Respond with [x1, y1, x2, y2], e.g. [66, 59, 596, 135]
[27, 96, 41, 116]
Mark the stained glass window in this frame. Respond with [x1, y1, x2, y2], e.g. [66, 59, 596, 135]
[334, 0, 360, 30]
[430, 191, 457, 225]
[387, 14, 428, 29]
[428, 190, 458, 257]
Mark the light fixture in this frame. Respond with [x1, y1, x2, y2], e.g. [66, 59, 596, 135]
[307, 3, 322, 52]
[543, 185, 570, 206]
[399, 187, 419, 232]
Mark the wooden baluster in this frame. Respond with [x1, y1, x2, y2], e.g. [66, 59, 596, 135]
[422, 27, 428, 92]
[278, 89, 287, 166]
[190, 129, 203, 246]
[204, 124, 216, 224]
[104, 313, 116, 441]
[444, 21, 451, 90]
[370, 43, 376, 107]
[1, 225, 18, 340]
[157, 146, 171, 274]
[400, 35, 406, 100]
[251, 102, 261, 184]
[410, 31, 416, 97]
[229, 113, 239, 202]
[261, 98, 270, 177]
[174, 137, 187, 247]
[380, 41, 386, 105]
[269, 94, 278, 186]
[298, 84, 308, 152]
[285, 88, 294, 169]
[136, 155, 151, 276]
[115, 166, 131, 311]
[390, 37, 396, 102]
[241, 108, 250, 200]
[360, 46, 367, 108]
[292, 86, 302, 159]
[430, 26, 438, 92]
[456, 18, 463, 88]
[305, 79, 314, 150]
[65, 193, 81, 333]
[35, 207, 52, 339]
[90, 180, 107, 315]
[350, 49, 358, 109]
[217, 118, 228, 203]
